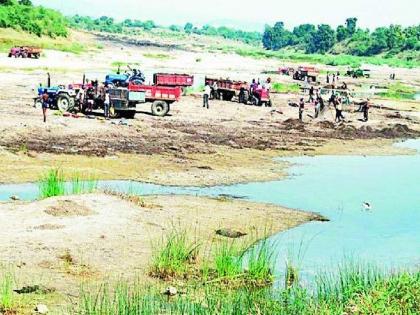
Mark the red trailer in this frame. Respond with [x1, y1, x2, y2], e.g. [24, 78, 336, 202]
[153, 73, 194, 88]
[128, 83, 182, 116]
[205, 77, 271, 106]
[8, 46, 42, 58]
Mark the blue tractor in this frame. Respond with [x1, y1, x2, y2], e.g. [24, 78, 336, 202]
[34, 73, 76, 112]
[105, 66, 145, 87]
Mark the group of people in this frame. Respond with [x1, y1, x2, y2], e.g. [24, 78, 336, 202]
[326, 71, 340, 84]
[39, 81, 111, 123]
[299, 86, 370, 123]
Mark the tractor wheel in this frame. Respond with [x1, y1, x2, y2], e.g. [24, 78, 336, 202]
[56, 94, 72, 112]
[242, 91, 249, 104]
[34, 99, 43, 109]
[122, 111, 136, 119]
[8, 53, 12, 58]
[151, 100, 169, 117]
[34, 53, 40, 59]
[267, 100, 272, 107]
[252, 96, 261, 106]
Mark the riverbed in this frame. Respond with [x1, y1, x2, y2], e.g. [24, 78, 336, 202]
[1, 140, 419, 283]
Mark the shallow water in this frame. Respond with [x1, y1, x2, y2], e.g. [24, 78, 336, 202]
[1, 140, 419, 281]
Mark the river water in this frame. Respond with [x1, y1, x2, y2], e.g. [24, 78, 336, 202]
[1, 140, 419, 282]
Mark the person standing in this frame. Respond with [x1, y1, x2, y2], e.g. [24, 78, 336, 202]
[335, 98, 344, 122]
[41, 89, 49, 123]
[326, 72, 330, 84]
[309, 86, 315, 103]
[203, 83, 211, 109]
[104, 88, 110, 118]
[299, 98, 305, 121]
[363, 99, 370, 122]
[314, 98, 320, 118]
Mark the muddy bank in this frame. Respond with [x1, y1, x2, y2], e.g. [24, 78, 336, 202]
[0, 194, 323, 295]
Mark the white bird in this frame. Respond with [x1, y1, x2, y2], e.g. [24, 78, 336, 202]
[363, 202, 372, 210]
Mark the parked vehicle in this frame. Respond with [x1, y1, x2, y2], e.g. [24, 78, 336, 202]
[9, 46, 42, 58]
[346, 68, 371, 78]
[293, 66, 319, 82]
[105, 67, 145, 87]
[153, 73, 194, 88]
[205, 77, 272, 106]
[34, 74, 76, 112]
[105, 83, 182, 118]
[279, 67, 295, 76]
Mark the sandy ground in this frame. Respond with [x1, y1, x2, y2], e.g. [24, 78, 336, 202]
[0, 194, 323, 296]
[0, 32, 418, 186]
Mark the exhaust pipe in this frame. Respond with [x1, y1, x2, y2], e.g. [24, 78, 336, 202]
[47, 72, 51, 87]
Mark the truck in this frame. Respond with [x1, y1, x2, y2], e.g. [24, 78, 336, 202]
[9, 46, 42, 59]
[205, 77, 272, 106]
[153, 73, 194, 88]
[105, 83, 182, 118]
[293, 66, 319, 82]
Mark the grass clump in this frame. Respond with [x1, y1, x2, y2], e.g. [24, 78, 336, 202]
[143, 53, 172, 60]
[272, 82, 301, 94]
[39, 168, 65, 198]
[0, 272, 14, 312]
[149, 229, 200, 280]
[38, 168, 97, 199]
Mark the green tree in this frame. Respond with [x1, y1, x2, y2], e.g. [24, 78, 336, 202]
[292, 24, 315, 44]
[307, 24, 336, 53]
[184, 22, 193, 33]
[346, 17, 358, 36]
[18, 0, 32, 5]
[336, 25, 348, 41]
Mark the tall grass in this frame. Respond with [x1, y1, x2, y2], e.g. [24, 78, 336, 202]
[213, 240, 243, 279]
[75, 268, 420, 314]
[0, 272, 13, 311]
[38, 168, 97, 199]
[378, 82, 417, 100]
[39, 168, 65, 198]
[149, 229, 200, 279]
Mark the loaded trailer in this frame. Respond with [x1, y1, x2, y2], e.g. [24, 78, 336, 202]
[108, 83, 182, 118]
[205, 77, 272, 106]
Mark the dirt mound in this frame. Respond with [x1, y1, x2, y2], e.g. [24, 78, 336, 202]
[45, 200, 95, 217]
[316, 121, 335, 129]
[283, 118, 305, 131]
[379, 124, 411, 137]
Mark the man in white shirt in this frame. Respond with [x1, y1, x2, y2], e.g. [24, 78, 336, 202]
[203, 83, 211, 109]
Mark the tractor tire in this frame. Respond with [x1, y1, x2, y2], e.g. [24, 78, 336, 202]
[151, 100, 169, 117]
[252, 96, 261, 106]
[267, 100, 272, 107]
[56, 94, 72, 112]
[34, 53, 40, 59]
[8, 53, 12, 58]
[122, 111, 136, 119]
[241, 91, 249, 104]
[34, 99, 43, 109]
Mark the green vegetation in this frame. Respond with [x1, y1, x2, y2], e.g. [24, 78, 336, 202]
[68, 15, 261, 45]
[272, 82, 301, 94]
[149, 228, 200, 280]
[378, 82, 417, 100]
[0, 28, 84, 54]
[0, 0, 67, 37]
[75, 266, 419, 314]
[38, 168, 97, 199]
[143, 53, 172, 60]
[263, 18, 420, 58]
[235, 46, 419, 68]
[0, 271, 13, 312]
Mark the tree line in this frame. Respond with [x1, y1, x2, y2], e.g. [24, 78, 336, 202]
[68, 16, 261, 45]
[263, 18, 420, 56]
[0, 0, 68, 37]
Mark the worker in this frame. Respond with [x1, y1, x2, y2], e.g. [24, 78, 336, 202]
[41, 89, 49, 123]
[318, 95, 325, 112]
[203, 83, 211, 109]
[212, 81, 218, 99]
[309, 86, 315, 103]
[265, 78, 272, 91]
[363, 98, 370, 122]
[335, 98, 344, 122]
[326, 72, 330, 84]
[299, 98, 304, 121]
[314, 98, 320, 118]
[104, 88, 110, 119]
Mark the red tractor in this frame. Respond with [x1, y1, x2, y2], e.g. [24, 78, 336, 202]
[8, 46, 42, 58]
